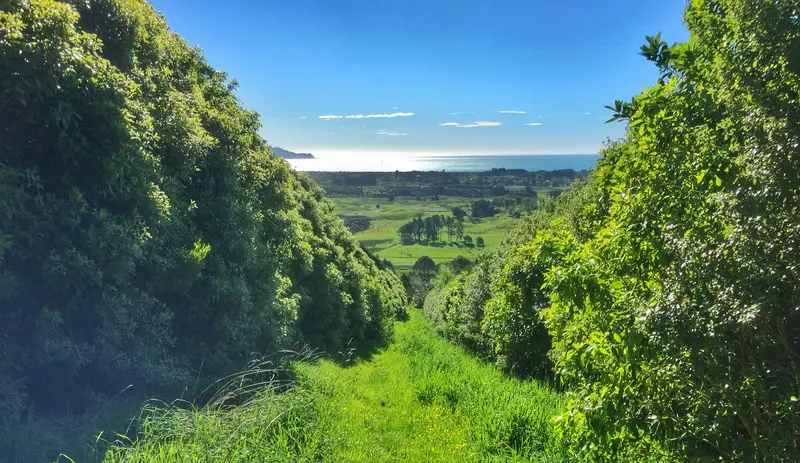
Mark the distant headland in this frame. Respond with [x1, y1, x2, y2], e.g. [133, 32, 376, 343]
[272, 147, 315, 159]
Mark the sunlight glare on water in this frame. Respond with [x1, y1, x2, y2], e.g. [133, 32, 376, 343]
[286, 153, 600, 172]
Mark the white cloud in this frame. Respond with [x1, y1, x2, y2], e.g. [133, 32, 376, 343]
[525, 122, 543, 126]
[441, 121, 502, 128]
[318, 112, 413, 120]
[377, 130, 408, 136]
[393, 106, 399, 110]
[300, 116, 307, 119]
[449, 111, 473, 115]
[584, 112, 591, 116]
[497, 110, 527, 114]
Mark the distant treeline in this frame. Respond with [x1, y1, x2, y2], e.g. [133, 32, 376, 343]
[308, 169, 588, 199]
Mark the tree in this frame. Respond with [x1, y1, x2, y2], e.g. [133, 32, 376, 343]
[463, 235, 473, 246]
[476, 237, 485, 248]
[448, 255, 473, 272]
[446, 216, 454, 242]
[412, 256, 436, 275]
[471, 199, 495, 218]
[451, 207, 467, 220]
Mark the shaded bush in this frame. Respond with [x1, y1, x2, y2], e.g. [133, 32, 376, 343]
[0, 0, 405, 449]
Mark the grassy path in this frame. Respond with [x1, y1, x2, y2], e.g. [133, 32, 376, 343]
[294, 311, 569, 462]
[103, 311, 570, 462]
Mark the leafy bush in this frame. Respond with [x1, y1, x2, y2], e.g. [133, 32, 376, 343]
[0, 0, 405, 449]
[542, 1, 800, 460]
[423, 179, 598, 375]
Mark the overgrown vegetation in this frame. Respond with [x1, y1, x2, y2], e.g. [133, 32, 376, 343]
[423, 0, 800, 460]
[3, 0, 799, 462]
[0, 0, 404, 459]
[102, 311, 568, 462]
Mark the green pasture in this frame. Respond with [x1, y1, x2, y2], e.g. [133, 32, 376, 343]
[331, 196, 519, 265]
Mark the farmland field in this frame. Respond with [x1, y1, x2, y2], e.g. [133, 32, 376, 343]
[331, 196, 521, 266]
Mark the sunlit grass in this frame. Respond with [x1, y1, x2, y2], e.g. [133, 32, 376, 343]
[102, 311, 573, 462]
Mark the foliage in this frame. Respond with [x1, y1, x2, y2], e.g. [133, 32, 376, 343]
[423, 178, 599, 374]
[0, 0, 405, 454]
[398, 213, 464, 244]
[542, 1, 800, 460]
[427, 1, 800, 457]
[451, 207, 468, 220]
[470, 199, 496, 218]
[338, 214, 372, 234]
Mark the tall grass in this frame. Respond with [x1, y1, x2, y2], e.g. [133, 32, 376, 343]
[99, 311, 671, 462]
[394, 311, 570, 461]
[102, 350, 331, 463]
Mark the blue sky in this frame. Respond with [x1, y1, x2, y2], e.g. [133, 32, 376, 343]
[149, 0, 689, 155]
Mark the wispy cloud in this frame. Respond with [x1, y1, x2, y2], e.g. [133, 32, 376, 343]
[300, 116, 307, 119]
[441, 121, 502, 128]
[377, 130, 408, 136]
[584, 112, 591, 116]
[319, 112, 414, 120]
[449, 111, 473, 115]
[497, 110, 527, 114]
[393, 106, 399, 110]
[525, 122, 543, 126]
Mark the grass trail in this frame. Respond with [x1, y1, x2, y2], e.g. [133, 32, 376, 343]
[103, 311, 570, 462]
[297, 311, 570, 462]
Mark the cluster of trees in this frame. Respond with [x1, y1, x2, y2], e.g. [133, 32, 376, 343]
[497, 195, 539, 218]
[398, 214, 464, 243]
[0, 0, 406, 438]
[470, 199, 495, 218]
[396, 213, 486, 248]
[424, 1, 800, 461]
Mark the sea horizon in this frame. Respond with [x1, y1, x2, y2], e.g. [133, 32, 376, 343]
[286, 153, 601, 173]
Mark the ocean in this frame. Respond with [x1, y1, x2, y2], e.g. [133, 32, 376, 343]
[286, 154, 601, 172]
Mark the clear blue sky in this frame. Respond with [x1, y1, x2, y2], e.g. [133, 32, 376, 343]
[149, 0, 689, 155]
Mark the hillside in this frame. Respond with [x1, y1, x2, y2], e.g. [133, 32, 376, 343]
[0, 0, 403, 460]
[272, 146, 316, 159]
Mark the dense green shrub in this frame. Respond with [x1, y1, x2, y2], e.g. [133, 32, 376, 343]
[542, 0, 800, 460]
[0, 0, 405, 440]
[423, 179, 598, 375]
[426, 2, 800, 458]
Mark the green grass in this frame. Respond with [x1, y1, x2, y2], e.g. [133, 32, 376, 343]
[102, 311, 572, 462]
[332, 196, 519, 265]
